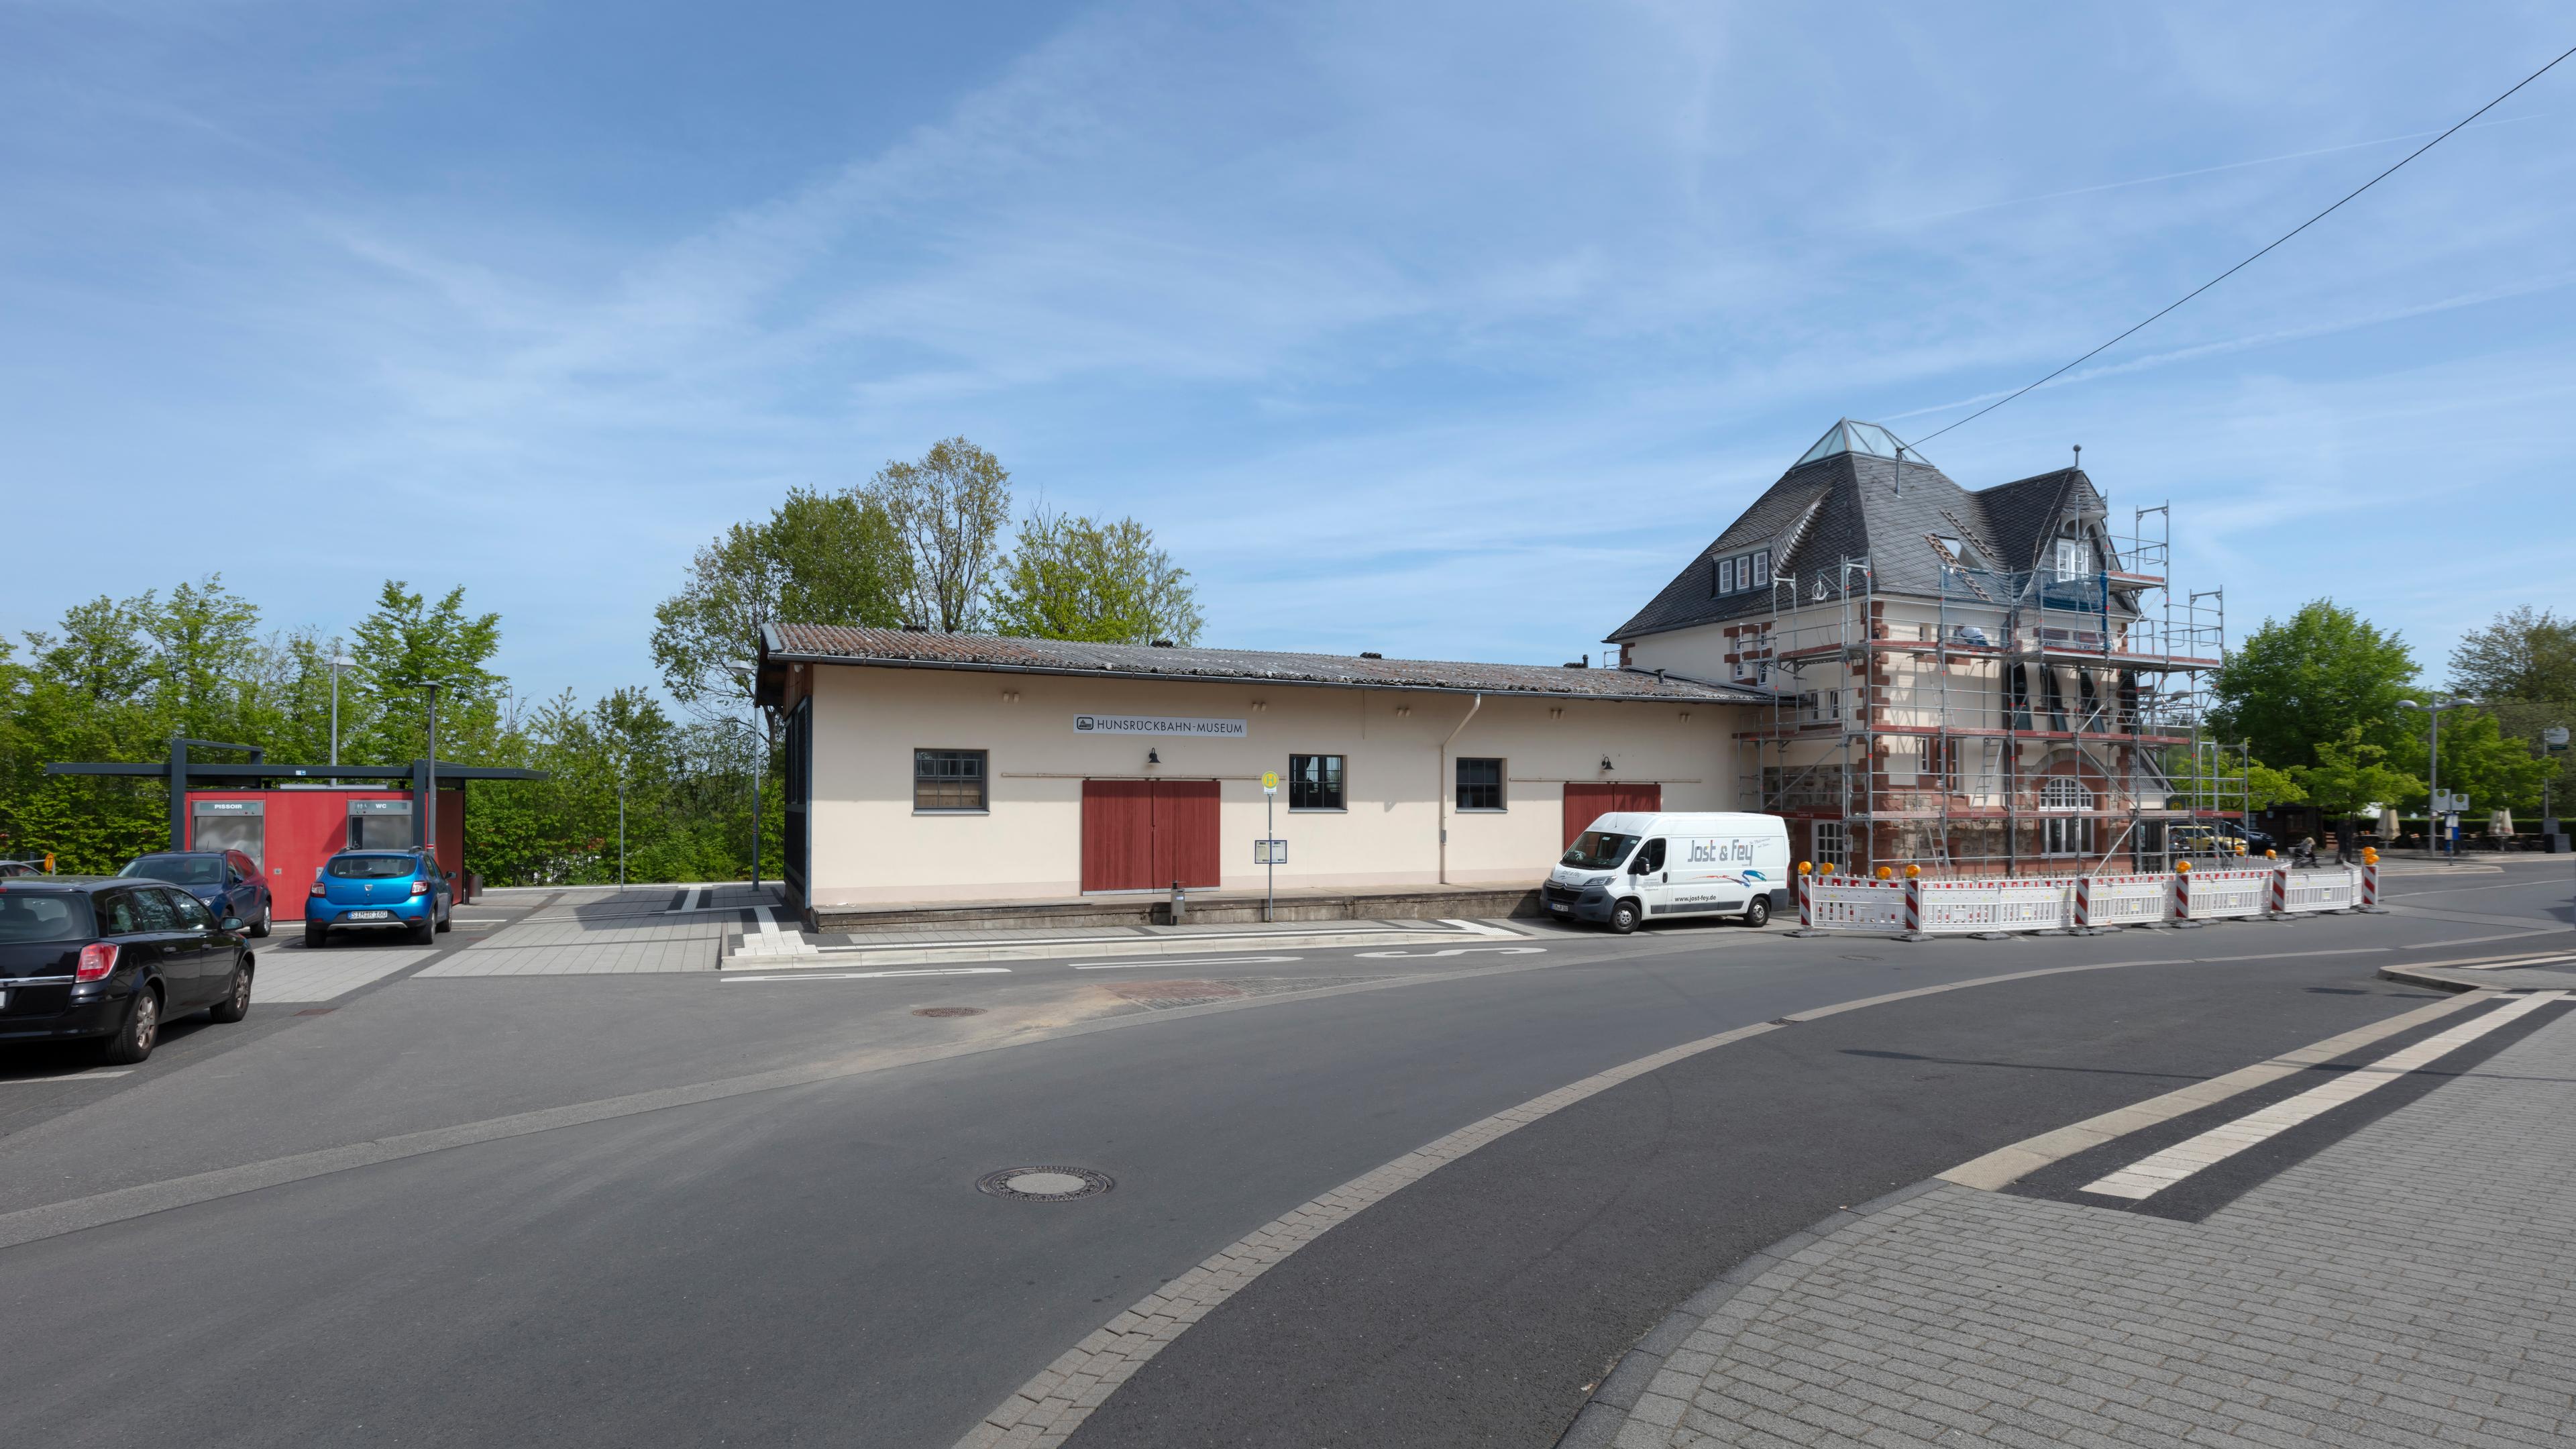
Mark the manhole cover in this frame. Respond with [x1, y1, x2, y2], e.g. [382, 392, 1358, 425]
[977, 1166, 1115, 1202]
[912, 1006, 985, 1018]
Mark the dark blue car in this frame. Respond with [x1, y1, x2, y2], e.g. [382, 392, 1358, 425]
[305, 850, 453, 947]
[118, 850, 274, 938]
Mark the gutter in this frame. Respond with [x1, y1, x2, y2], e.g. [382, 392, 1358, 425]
[757, 649, 1769, 707]
[1437, 693, 1482, 885]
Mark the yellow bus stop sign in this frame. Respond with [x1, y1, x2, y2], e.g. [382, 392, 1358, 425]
[1260, 771, 1279, 792]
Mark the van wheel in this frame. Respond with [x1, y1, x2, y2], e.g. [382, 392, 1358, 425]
[1742, 896, 1771, 928]
[100, 985, 160, 1065]
[1609, 900, 1642, 934]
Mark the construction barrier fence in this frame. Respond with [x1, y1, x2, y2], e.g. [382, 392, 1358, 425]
[1791, 865, 2362, 936]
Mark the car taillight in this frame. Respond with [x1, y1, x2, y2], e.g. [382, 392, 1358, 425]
[310, 880, 326, 896]
[76, 942, 119, 983]
[409, 879, 431, 896]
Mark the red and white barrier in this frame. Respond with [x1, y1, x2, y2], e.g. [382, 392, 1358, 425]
[2361, 857, 2381, 908]
[2178, 867, 2271, 922]
[2083, 874, 2171, 927]
[1806, 877, 1905, 930]
[1787, 866, 2360, 937]
[2279, 866, 2362, 914]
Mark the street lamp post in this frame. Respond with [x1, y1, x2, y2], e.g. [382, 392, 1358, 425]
[328, 653, 358, 767]
[617, 771, 628, 888]
[2396, 696, 2479, 860]
[722, 716, 764, 896]
[395, 677, 464, 861]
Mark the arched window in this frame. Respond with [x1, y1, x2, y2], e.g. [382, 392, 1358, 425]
[2041, 777, 2093, 857]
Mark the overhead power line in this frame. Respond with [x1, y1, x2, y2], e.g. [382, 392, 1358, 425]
[1913, 42, 2576, 448]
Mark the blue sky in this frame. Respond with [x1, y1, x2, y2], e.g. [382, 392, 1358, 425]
[5, 1, 2571, 705]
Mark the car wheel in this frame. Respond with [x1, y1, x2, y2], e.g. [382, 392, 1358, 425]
[305, 922, 328, 949]
[100, 984, 160, 1065]
[1609, 899, 1642, 934]
[209, 958, 253, 1023]
[250, 901, 271, 938]
[408, 915, 435, 946]
[435, 909, 451, 934]
[1742, 896, 1770, 928]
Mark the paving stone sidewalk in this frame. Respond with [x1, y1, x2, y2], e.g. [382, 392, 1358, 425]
[1575, 1006, 2576, 1448]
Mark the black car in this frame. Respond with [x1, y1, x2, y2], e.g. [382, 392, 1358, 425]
[0, 876, 256, 1063]
[117, 849, 274, 937]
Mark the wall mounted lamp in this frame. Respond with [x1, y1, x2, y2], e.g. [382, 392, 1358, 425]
[1147, 748, 1161, 765]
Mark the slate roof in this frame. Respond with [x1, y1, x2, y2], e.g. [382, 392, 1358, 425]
[762, 625, 1772, 704]
[1608, 423, 2114, 643]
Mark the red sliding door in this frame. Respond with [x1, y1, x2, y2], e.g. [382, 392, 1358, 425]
[1081, 779, 1220, 892]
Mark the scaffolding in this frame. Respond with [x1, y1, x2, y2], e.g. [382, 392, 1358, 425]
[1731, 502, 2252, 875]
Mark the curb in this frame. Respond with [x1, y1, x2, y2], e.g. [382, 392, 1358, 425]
[724, 919, 1525, 969]
[2380, 961, 2576, 994]
[1554, 1179, 1948, 1449]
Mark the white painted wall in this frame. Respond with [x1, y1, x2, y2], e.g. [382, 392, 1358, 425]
[802, 663, 1748, 905]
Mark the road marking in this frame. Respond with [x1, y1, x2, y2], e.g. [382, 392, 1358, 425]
[0, 1071, 131, 1085]
[1354, 945, 1546, 959]
[718, 967, 1015, 983]
[1074, 955, 1303, 970]
[951, 953, 2206, 1449]
[1938, 989, 2498, 1191]
[2078, 991, 2567, 1201]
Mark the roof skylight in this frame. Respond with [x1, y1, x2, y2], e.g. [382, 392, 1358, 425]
[1792, 419, 1928, 468]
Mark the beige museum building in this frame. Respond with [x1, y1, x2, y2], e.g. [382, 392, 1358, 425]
[755, 626, 1764, 915]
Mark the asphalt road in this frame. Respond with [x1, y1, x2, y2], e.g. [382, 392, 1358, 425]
[0, 859, 2566, 1448]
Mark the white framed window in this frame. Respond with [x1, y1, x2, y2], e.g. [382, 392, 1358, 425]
[1813, 820, 1848, 867]
[1719, 557, 1735, 594]
[2040, 775, 2093, 856]
[1751, 550, 1770, 587]
[2053, 537, 2095, 580]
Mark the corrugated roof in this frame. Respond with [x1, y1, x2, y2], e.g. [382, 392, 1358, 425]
[763, 625, 1774, 703]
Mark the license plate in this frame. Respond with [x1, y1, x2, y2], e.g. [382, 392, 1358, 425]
[1548, 904, 1570, 914]
[347, 910, 392, 920]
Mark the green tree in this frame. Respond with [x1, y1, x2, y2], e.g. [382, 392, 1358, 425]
[2412, 708, 2557, 816]
[349, 581, 505, 765]
[871, 436, 1012, 633]
[651, 486, 908, 723]
[2208, 600, 2417, 770]
[2449, 606, 2576, 704]
[986, 510, 1205, 645]
[2448, 606, 2575, 820]
[2290, 727, 2420, 817]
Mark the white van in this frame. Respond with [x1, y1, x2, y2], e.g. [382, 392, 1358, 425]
[1542, 812, 1792, 934]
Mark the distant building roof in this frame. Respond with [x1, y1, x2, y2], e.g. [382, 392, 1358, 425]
[760, 625, 1772, 704]
[1609, 420, 2117, 643]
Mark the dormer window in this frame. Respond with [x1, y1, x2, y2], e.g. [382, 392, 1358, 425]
[2053, 537, 2095, 580]
[1709, 549, 1773, 597]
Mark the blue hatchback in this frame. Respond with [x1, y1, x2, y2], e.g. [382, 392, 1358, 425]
[305, 850, 453, 947]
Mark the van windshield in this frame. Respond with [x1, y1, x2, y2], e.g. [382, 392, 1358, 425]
[1560, 831, 1640, 870]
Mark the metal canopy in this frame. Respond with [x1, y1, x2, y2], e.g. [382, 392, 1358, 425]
[43, 737, 545, 853]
